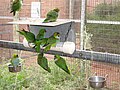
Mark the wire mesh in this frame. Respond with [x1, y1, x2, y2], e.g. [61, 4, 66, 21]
[86, 0, 120, 90]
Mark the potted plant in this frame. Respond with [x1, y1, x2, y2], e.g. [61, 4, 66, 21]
[8, 54, 22, 73]
[18, 28, 70, 74]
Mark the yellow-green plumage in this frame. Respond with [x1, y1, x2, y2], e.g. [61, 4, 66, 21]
[37, 53, 51, 73]
[36, 28, 46, 40]
[43, 8, 60, 23]
[10, 0, 22, 16]
[44, 32, 60, 52]
[17, 29, 36, 43]
[54, 55, 70, 74]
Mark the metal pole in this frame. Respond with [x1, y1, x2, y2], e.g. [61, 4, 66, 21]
[12, 0, 19, 42]
[12, 0, 20, 54]
[80, 0, 86, 50]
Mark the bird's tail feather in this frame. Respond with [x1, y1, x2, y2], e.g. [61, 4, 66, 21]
[10, 11, 16, 16]
[43, 18, 49, 23]
[13, 12, 16, 16]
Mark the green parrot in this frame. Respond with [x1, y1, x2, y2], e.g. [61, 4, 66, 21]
[36, 28, 46, 40]
[43, 8, 60, 23]
[37, 53, 51, 73]
[18, 29, 47, 53]
[35, 37, 49, 53]
[43, 32, 60, 52]
[54, 55, 70, 74]
[10, 54, 20, 67]
[10, 0, 23, 16]
[17, 29, 36, 43]
[34, 28, 46, 52]
[34, 39, 47, 53]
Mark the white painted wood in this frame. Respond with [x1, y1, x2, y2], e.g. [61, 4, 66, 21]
[8, 18, 73, 26]
[1, 15, 120, 25]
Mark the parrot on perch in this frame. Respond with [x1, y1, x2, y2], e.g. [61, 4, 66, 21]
[43, 32, 60, 52]
[17, 29, 36, 43]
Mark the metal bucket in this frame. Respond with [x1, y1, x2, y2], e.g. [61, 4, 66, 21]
[88, 76, 106, 89]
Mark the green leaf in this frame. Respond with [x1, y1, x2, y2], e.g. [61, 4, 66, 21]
[54, 55, 70, 74]
[37, 53, 51, 73]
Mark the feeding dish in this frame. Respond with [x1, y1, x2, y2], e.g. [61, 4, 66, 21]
[88, 76, 106, 89]
[8, 63, 22, 73]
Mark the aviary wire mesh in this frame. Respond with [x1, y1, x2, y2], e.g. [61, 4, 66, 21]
[0, 0, 120, 90]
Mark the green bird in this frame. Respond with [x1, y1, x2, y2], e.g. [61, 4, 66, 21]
[17, 29, 36, 43]
[54, 55, 70, 74]
[36, 28, 46, 40]
[34, 28, 46, 52]
[44, 32, 60, 52]
[18, 29, 47, 53]
[37, 53, 51, 73]
[34, 39, 48, 53]
[43, 8, 60, 23]
[10, 54, 20, 67]
[10, 0, 23, 16]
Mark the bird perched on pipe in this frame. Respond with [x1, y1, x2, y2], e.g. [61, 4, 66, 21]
[43, 8, 60, 23]
[17, 29, 47, 52]
[10, 0, 23, 16]
[43, 32, 60, 52]
[17, 29, 36, 43]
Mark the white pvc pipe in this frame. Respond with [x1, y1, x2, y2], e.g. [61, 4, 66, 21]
[23, 38, 75, 54]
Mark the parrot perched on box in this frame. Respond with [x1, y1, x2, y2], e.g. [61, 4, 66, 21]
[37, 53, 51, 73]
[54, 55, 70, 74]
[43, 8, 60, 23]
[10, 0, 23, 16]
[43, 32, 60, 52]
[10, 54, 20, 67]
